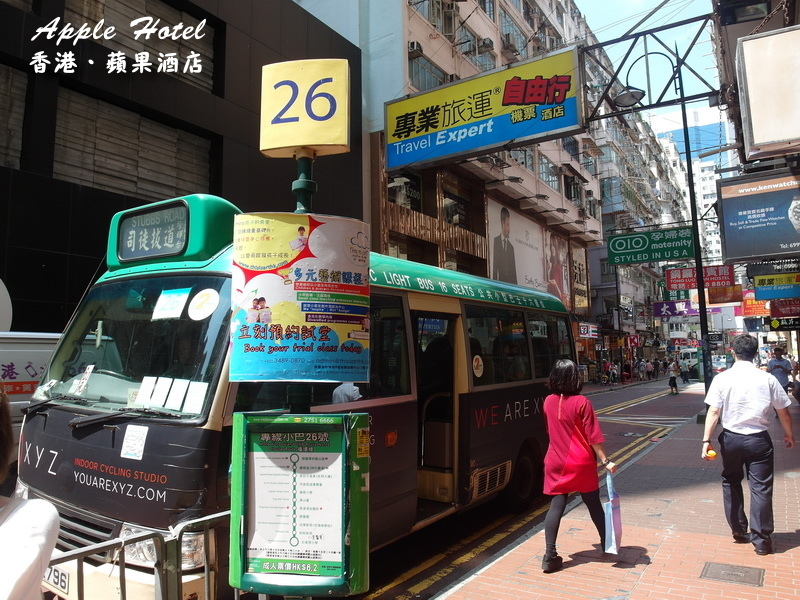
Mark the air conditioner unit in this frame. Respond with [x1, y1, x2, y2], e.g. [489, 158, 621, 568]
[408, 41, 424, 58]
[551, 165, 568, 176]
[447, 73, 460, 83]
[477, 38, 494, 54]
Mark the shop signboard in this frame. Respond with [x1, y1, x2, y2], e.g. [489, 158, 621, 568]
[385, 48, 582, 170]
[607, 228, 694, 265]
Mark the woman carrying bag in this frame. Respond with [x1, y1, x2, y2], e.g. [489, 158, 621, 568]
[541, 359, 618, 573]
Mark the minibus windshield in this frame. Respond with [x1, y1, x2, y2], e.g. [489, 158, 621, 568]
[34, 275, 231, 417]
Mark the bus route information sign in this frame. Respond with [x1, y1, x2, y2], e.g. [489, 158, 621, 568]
[230, 413, 369, 597]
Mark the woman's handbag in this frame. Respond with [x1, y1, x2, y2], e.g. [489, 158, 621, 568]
[603, 471, 622, 554]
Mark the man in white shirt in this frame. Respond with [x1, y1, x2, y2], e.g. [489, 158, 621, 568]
[701, 334, 794, 556]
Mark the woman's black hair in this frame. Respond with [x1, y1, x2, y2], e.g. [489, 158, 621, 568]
[547, 359, 583, 395]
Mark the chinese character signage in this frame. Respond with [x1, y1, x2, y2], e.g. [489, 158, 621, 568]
[717, 170, 800, 264]
[118, 202, 188, 261]
[708, 285, 743, 304]
[665, 265, 735, 290]
[653, 300, 721, 318]
[742, 290, 770, 316]
[607, 228, 694, 265]
[230, 213, 370, 382]
[753, 272, 800, 300]
[385, 48, 582, 170]
[767, 317, 800, 331]
[771, 298, 800, 317]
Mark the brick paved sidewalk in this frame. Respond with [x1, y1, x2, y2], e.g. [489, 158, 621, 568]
[436, 400, 800, 600]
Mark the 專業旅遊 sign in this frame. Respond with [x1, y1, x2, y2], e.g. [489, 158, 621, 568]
[385, 48, 582, 170]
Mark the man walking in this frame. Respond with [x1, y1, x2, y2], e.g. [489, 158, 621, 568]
[766, 346, 792, 393]
[679, 357, 690, 384]
[701, 334, 794, 556]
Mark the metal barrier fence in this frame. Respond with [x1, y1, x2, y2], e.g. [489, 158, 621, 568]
[45, 510, 231, 600]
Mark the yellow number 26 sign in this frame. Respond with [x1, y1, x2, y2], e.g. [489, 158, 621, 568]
[259, 59, 350, 159]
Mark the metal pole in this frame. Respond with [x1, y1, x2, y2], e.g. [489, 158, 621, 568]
[288, 149, 317, 413]
[677, 64, 711, 393]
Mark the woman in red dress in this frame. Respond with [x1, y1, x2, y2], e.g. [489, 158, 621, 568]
[541, 359, 617, 573]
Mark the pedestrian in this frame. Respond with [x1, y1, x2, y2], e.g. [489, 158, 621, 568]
[541, 359, 617, 573]
[653, 359, 660, 379]
[646, 359, 653, 380]
[680, 357, 690, 384]
[668, 357, 680, 394]
[766, 346, 792, 393]
[701, 334, 794, 555]
[0, 382, 60, 600]
[638, 359, 646, 381]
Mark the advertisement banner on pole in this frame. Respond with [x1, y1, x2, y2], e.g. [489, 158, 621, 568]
[230, 213, 370, 382]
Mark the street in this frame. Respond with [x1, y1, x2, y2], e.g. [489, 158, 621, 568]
[352, 379, 706, 600]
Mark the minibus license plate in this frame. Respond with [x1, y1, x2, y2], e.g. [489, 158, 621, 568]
[44, 565, 69, 594]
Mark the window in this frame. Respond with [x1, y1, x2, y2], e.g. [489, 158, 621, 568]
[500, 9, 528, 61]
[529, 313, 572, 378]
[414, 0, 456, 38]
[466, 305, 531, 386]
[443, 189, 470, 229]
[478, 0, 495, 21]
[409, 56, 447, 91]
[538, 154, 561, 192]
[455, 29, 496, 72]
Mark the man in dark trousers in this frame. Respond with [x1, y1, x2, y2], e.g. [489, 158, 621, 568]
[492, 206, 517, 284]
[701, 334, 794, 556]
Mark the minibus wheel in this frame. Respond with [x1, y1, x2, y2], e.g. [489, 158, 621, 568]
[502, 446, 542, 511]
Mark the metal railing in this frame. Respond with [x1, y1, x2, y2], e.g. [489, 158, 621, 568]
[45, 511, 231, 600]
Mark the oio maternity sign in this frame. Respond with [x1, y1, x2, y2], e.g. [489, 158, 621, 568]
[607, 227, 694, 265]
[230, 413, 369, 596]
[230, 213, 370, 382]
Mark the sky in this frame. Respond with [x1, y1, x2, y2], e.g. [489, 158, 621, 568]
[576, 0, 732, 165]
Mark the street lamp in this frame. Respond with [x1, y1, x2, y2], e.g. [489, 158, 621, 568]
[612, 50, 712, 392]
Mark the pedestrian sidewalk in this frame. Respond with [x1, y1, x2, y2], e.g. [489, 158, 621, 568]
[436, 387, 800, 600]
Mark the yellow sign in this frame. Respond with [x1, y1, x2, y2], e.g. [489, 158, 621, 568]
[260, 59, 350, 158]
[385, 48, 582, 170]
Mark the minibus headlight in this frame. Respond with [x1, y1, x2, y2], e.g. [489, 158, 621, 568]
[120, 525, 206, 570]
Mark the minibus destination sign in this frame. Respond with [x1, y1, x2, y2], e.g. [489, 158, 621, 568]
[118, 201, 188, 261]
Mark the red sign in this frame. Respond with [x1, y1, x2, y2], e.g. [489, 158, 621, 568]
[771, 298, 800, 317]
[628, 335, 640, 347]
[708, 284, 743, 304]
[666, 265, 735, 290]
[742, 291, 770, 316]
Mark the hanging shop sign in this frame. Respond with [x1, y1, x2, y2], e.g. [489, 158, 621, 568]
[385, 48, 582, 170]
[607, 228, 694, 265]
[665, 265, 735, 290]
